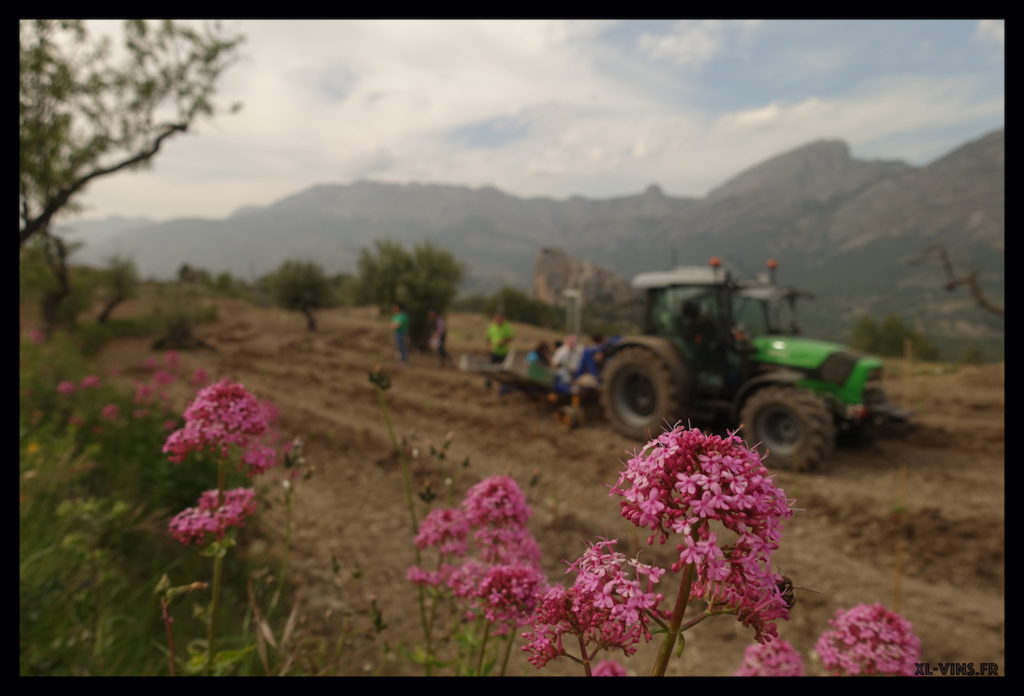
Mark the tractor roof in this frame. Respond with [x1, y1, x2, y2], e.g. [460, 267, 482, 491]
[631, 266, 723, 289]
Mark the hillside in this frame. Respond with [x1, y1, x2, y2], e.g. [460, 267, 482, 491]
[63, 128, 1004, 358]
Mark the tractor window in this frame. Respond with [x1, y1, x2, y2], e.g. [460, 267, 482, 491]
[648, 286, 710, 336]
[732, 296, 769, 338]
[767, 298, 801, 336]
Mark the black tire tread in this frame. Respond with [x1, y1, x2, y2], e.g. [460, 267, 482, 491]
[600, 346, 684, 440]
[739, 385, 836, 471]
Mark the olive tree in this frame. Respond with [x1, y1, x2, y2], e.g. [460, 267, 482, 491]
[356, 240, 464, 349]
[270, 261, 333, 331]
[19, 19, 244, 246]
[19, 20, 243, 335]
[96, 256, 139, 323]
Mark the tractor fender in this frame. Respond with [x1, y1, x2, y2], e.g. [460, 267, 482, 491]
[604, 336, 687, 388]
[730, 369, 807, 423]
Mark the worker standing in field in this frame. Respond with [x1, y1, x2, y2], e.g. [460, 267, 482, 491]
[428, 309, 449, 367]
[390, 303, 410, 366]
[486, 312, 514, 364]
[484, 312, 514, 392]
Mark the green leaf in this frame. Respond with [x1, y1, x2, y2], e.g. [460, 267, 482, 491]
[214, 645, 256, 668]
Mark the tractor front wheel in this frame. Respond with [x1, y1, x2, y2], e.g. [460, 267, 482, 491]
[739, 386, 836, 471]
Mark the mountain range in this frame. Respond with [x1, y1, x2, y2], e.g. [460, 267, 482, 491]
[59, 128, 1004, 359]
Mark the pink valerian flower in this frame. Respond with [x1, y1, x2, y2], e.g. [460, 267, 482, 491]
[693, 564, 791, 644]
[134, 382, 155, 404]
[101, 404, 121, 420]
[592, 660, 629, 677]
[191, 368, 210, 388]
[609, 425, 793, 642]
[168, 487, 258, 545]
[28, 328, 46, 344]
[144, 357, 159, 370]
[133, 409, 150, 419]
[69, 415, 84, 427]
[57, 381, 77, 394]
[522, 539, 667, 669]
[415, 508, 471, 555]
[164, 350, 180, 371]
[163, 420, 178, 432]
[152, 369, 176, 386]
[258, 399, 280, 426]
[472, 564, 547, 634]
[734, 638, 805, 676]
[408, 508, 473, 589]
[241, 443, 279, 477]
[475, 524, 543, 568]
[162, 380, 270, 464]
[80, 375, 101, 389]
[814, 604, 921, 676]
[463, 475, 532, 528]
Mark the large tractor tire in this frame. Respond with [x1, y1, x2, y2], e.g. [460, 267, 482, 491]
[601, 347, 685, 440]
[740, 386, 836, 471]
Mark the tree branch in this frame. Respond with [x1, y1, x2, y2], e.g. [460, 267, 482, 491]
[910, 245, 1003, 318]
[19, 122, 187, 247]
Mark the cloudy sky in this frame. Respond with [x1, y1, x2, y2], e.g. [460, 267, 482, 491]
[69, 19, 1004, 222]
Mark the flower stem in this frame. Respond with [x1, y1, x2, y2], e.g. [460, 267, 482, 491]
[476, 620, 492, 676]
[374, 385, 433, 673]
[270, 484, 294, 616]
[576, 633, 592, 676]
[206, 458, 227, 676]
[160, 597, 177, 676]
[680, 611, 710, 633]
[206, 552, 225, 675]
[499, 628, 516, 676]
[650, 561, 697, 676]
[374, 389, 418, 532]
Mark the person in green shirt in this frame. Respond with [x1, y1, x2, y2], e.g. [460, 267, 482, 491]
[486, 312, 514, 363]
[484, 312, 514, 394]
[390, 303, 410, 364]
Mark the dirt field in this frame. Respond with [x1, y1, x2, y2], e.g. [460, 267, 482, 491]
[97, 300, 1005, 676]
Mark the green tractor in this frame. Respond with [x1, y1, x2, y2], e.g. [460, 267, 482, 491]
[599, 258, 912, 470]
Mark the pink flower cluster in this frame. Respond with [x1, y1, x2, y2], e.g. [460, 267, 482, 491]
[408, 476, 544, 633]
[474, 564, 547, 631]
[609, 425, 793, 643]
[168, 487, 258, 545]
[814, 603, 920, 676]
[592, 660, 629, 677]
[162, 380, 278, 476]
[734, 638, 806, 676]
[521, 539, 666, 668]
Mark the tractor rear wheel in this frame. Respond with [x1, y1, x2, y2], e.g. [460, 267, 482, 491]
[739, 386, 836, 471]
[601, 347, 684, 440]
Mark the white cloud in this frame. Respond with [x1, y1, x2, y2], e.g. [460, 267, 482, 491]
[638, 20, 762, 69]
[976, 19, 1005, 45]
[63, 20, 1003, 221]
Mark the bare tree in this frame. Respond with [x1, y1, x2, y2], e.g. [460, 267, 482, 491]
[910, 245, 1003, 318]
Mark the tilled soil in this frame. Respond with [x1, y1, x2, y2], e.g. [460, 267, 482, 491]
[97, 301, 1005, 676]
